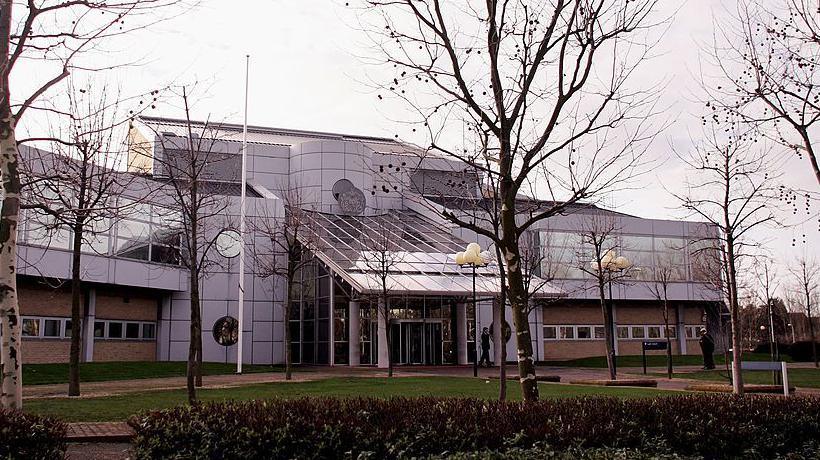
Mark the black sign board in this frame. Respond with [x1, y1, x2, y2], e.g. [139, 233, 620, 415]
[641, 341, 668, 374]
[642, 341, 667, 351]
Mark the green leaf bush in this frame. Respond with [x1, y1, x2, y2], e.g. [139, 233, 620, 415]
[129, 395, 820, 459]
[0, 408, 66, 459]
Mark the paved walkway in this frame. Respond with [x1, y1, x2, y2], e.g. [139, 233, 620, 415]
[23, 364, 819, 400]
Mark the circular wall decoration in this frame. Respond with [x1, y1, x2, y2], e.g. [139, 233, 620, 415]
[489, 320, 512, 343]
[332, 178, 366, 215]
[212, 316, 239, 346]
[216, 230, 242, 258]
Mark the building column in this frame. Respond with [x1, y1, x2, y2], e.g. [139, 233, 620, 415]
[377, 298, 389, 368]
[329, 275, 335, 366]
[349, 301, 360, 366]
[82, 288, 96, 362]
[676, 304, 687, 355]
[457, 301, 468, 365]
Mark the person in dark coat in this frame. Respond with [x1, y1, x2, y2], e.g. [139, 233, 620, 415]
[699, 328, 716, 370]
[479, 327, 492, 367]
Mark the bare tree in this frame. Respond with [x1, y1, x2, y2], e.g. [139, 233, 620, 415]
[352, 0, 662, 400]
[578, 212, 629, 380]
[19, 83, 145, 397]
[253, 184, 321, 380]
[752, 259, 781, 365]
[144, 88, 234, 403]
[649, 251, 677, 380]
[709, 0, 820, 185]
[0, 0, 189, 409]
[359, 218, 403, 377]
[789, 256, 819, 367]
[672, 127, 778, 395]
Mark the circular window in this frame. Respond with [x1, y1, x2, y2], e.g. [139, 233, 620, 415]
[490, 320, 512, 343]
[212, 316, 239, 346]
[216, 230, 242, 258]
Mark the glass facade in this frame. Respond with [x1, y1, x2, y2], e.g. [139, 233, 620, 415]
[20, 196, 182, 266]
[538, 230, 717, 282]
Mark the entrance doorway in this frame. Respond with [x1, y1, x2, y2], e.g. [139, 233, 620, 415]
[390, 321, 443, 365]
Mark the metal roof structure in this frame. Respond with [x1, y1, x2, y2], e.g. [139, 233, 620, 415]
[302, 209, 562, 298]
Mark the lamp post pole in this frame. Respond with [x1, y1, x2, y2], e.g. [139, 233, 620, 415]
[472, 262, 478, 378]
[607, 272, 617, 376]
[454, 242, 488, 378]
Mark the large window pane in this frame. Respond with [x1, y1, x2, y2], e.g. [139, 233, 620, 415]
[126, 323, 140, 339]
[142, 323, 156, 339]
[559, 326, 574, 339]
[543, 326, 557, 339]
[43, 319, 61, 337]
[108, 322, 123, 339]
[22, 318, 39, 337]
[577, 326, 591, 339]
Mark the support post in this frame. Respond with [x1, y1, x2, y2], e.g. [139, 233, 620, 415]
[82, 288, 96, 362]
[349, 301, 360, 366]
[781, 361, 789, 397]
[457, 301, 468, 365]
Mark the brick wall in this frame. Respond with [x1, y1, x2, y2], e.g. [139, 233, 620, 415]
[543, 340, 607, 360]
[18, 284, 74, 317]
[95, 289, 158, 322]
[21, 339, 71, 364]
[93, 341, 156, 362]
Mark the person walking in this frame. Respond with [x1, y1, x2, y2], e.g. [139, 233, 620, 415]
[699, 328, 715, 370]
[479, 327, 492, 367]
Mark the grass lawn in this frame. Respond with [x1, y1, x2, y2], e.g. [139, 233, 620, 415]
[542, 353, 784, 368]
[23, 361, 286, 386]
[24, 376, 675, 422]
[651, 367, 820, 388]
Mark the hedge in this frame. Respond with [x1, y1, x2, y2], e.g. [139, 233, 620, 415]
[129, 395, 820, 459]
[0, 408, 67, 459]
[788, 341, 820, 362]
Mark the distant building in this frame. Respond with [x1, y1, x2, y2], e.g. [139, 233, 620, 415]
[16, 116, 722, 365]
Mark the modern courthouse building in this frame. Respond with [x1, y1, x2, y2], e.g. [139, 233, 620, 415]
[16, 116, 722, 366]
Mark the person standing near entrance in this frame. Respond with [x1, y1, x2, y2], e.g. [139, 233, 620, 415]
[480, 327, 491, 367]
[699, 328, 715, 370]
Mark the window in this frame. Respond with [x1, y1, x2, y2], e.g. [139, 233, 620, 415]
[142, 323, 156, 339]
[647, 326, 661, 339]
[43, 319, 61, 337]
[22, 318, 39, 336]
[559, 326, 575, 340]
[108, 322, 123, 339]
[126, 322, 140, 339]
[94, 321, 105, 338]
[543, 326, 557, 340]
[617, 326, 629, 339]
[665, 326, 677, 339]
[594, 326, 606, 339]
[577, 326, 591, 339]
[64, 319, 72, 337]
[631, 326, 646, 339]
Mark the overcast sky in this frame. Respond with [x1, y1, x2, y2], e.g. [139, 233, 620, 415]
[16, 0, 820, 291]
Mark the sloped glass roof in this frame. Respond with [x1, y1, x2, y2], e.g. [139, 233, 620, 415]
[301, 210, 562, 297]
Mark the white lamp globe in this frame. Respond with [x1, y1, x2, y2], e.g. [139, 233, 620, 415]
[613, 256, 631, 270]
[466, 242, 481, 256]
[464, 250, 479, 265]
[601, 250, 615, 266]
[455, 252, 466, 265]
[479, 250, 492, 265]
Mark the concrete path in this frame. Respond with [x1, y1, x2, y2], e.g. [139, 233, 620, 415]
[23, 364, 819, 400]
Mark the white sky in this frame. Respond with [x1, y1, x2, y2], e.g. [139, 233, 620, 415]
[15, 0, 820, 294]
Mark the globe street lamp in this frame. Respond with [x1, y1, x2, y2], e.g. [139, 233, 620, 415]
[455, 242, 489, 378]
[590, 250, 632, 378]
[788, 323, 796, 344]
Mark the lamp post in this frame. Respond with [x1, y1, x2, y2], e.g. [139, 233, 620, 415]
[590, 250, 631, 378]
[788, 323, 796, 344]
[455, 242, 488, 378]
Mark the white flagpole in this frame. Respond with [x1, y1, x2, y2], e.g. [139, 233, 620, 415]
[237, 54, 250, 374]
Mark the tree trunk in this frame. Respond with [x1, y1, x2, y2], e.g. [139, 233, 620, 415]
[68, 221, 84, 396]
[493, 297, 506, 400]
[598, 277, 616, 380]
[500, 196, 538, 400]
[0, 121, 22, 409]
[726, 241, 744, 395]
[384, 295, 393, 378]
[187, 265, 200, 404]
